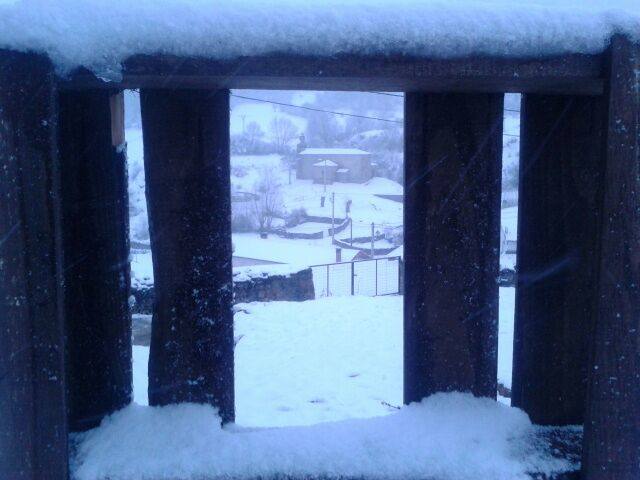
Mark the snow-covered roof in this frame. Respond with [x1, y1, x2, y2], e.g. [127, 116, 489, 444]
[313, 160, 338, 167]
[336, 168, 349, 173]
[301, 148, 370, 156]
[3, 1, 636, 79]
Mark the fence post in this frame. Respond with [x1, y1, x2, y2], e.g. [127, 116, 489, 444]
[370, 222, 374, 258]
[350, 218, 353, 245]
[375, 259, 378, 296]
[326, 264, 330, 297]
[351, 261, 355, 295]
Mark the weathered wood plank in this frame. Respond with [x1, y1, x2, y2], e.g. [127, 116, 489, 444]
[582, 35, 640, 480]
[59, 90, 132, 432]
[404, 92, 503, 402]
[0, 50, 68, 479]
[62, 53, 604, 94]
[141, 88, 234, 422]
[512, 94, 605, 425]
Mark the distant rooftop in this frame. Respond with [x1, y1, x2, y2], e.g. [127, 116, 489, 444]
[313, 160, 339, 167]
[301, 148, 370, 156]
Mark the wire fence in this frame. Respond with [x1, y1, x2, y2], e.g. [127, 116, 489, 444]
[311, 256, 402, 298]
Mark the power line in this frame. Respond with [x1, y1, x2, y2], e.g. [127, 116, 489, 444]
[370, 92, 522, 114]
[232, 92, 519, 136]
[231, 93, 402, 124]
[370, 92, 404, 98]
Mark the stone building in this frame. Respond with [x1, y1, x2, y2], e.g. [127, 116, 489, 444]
[296, 148, 373, 183]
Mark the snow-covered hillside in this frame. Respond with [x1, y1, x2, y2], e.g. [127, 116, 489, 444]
[127, 90, 521, 279]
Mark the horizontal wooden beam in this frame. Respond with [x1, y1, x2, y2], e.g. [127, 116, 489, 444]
[61, 52, 604, 94]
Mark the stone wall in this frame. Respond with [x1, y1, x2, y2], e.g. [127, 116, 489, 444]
[130, 267, 315, 314]
[233, 267, 315, 304]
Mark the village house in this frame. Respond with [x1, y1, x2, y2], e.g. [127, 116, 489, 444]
[296, 147, 373, 184]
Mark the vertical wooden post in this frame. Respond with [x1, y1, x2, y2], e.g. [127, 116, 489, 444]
[0, 51, 68, 479]
[59, 90, 132, 432]
[582, 35, 640, 480]
[512, 94, 605, 425]
[404, 93, 503, 402]
[141, 89, 234, 423]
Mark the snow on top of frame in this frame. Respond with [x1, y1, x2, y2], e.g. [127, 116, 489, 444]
[72, 392, 575, 480]
[0, 0, 638, 79]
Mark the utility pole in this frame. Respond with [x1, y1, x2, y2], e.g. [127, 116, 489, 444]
[323, 158, 327, 193]
[331, 192, 335, 242]
[371, 222, 375, 258]
[320, 158, 326, 208]
[350, 218, 353, 246]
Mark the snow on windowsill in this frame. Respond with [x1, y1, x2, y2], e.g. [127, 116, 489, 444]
[0, 1, 638, 80]
[70, 392, 575, 480]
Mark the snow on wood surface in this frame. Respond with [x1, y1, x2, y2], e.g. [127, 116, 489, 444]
[71, 391, 573, 480]
[0, 1, 638, 79]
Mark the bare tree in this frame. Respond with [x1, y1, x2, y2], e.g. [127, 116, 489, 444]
[270, 116, 298, 153]
[244, 121, 264, 151]
[251, 167, 283, 232]
[305, 111, 341, 146]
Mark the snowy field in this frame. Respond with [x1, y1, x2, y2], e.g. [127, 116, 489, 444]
[132, 289, 516, 428]
[77, 290, 569, 480]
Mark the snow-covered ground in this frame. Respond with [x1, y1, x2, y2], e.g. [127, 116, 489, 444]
[235, 296, 402, 427]
[132, 289, 516, 426]
[72, 391, 573, 480]
[79, 289, 563, 480]
[233, 234, 358, 266]
[77, 291, 567, 480]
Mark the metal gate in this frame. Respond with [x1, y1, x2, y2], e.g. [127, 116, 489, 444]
[311, 256, 402, 298]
